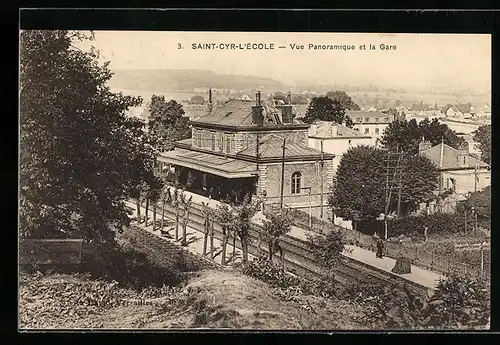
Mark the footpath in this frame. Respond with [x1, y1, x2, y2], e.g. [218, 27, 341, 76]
[128, 190, 445, 291]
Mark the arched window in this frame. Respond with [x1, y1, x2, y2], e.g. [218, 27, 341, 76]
[291, 172, 302, 194]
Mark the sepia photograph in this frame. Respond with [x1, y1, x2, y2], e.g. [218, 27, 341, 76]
[19, 29, 491, 330]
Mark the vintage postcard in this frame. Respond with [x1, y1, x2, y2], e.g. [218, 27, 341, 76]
[19, 30, 491, 330]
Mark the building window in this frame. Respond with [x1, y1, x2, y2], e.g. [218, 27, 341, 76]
[291, 172, 302, 194]
[364, 117, 370, 123]
[211, 132, 216, 150]
[375, 128, 380, 134]
[364, 128, 369, 134]
[375, 117, 380, 123]
[356, 117, 362, 123]
[196, 131, 202, 147]
[384, 117, 390, 122]
[225, 134, 231, 153]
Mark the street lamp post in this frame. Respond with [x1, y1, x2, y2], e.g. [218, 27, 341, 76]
[301, 186, 312, 229]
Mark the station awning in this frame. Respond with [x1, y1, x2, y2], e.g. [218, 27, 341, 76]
[159, 148, 260, 179]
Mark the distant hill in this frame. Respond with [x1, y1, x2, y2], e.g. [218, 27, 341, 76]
[108, 69, 288, 92]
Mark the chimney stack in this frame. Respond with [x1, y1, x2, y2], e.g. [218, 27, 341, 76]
[252, 91, 264, 125]
[457, 141, 469, 166]
[418, 137, 432, 156]
[280, 92, 294, 124]
[207, 88, 213, 112]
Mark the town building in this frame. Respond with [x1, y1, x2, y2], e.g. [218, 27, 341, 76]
[157, 91, 336, 219]
[346, 110, 400, 146]
[308, 121, 373, 173]
[418, 139, 491, 213]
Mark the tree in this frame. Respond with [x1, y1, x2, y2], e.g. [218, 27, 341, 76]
[233, 195, 262, 264]
[300, 96, 354, 127]
[307, 230, 346, 282]
[331, 146, 439, 223]
[473, 124, 491, 164]
[20, 30, 158, 242]
[325, 91, 361, 110]
[147, 95, 191, 151]
[380, 118, 465, 155]
[189, 95, 206, 105]
[215, 203, 236, 265]
[259, 211, 292, 264]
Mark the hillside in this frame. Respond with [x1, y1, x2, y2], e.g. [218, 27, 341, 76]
[19, 226, 366, 330]
[19, 269, 367, 329]
[108, 69, 288, 92]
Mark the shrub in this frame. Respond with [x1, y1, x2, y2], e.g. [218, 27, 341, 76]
[419, 272, 490, 329]
[307, 230, 346, 279]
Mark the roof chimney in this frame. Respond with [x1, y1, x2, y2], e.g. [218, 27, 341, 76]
[418, 137, 432, 156]
[457, 141, 469, 166]
[287, 92, 292, 105]
[252, 91, 264, 125]
[207, 88, 213, 112]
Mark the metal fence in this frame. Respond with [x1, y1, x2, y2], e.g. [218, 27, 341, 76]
[264, 202, 490, 280]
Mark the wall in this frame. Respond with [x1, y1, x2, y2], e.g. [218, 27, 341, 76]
[309, 137, 374, 174]
[441, 168, 491, 195]
[352, 123, 389, 144]
[262, 160, 333, 219]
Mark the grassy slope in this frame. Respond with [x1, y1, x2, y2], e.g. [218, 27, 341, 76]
[19, 227, 366, 330]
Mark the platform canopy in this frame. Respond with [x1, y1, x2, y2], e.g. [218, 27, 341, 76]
[159, 148, 259, 179]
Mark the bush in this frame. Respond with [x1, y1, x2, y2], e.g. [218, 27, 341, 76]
[419, 272, 490, 329]
[359, 213, 470, 239]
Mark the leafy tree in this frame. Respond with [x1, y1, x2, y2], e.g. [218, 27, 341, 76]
[473, 124, 491, 164]
[20, 30, 158, 242]
[381, 118, 465, 155]
[331, 146, 439, 223]
[215, 203, 236, 265]
[307, 230, 346, 281]
[259, 211, 292, 263]
[189, 95, 206, 105]
[331, 146, 386, 223]
[300, 96, 354, 127]
[147, 95, 191, 151]
[232, 195, 262, 264]
[325, 90, 361, 110]
[456, 186, 491, 230]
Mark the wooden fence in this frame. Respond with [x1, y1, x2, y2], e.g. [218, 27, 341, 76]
[264, 202, 490, 279]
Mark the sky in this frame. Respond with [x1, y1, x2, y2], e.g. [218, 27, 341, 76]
[78, 31, 491, 94]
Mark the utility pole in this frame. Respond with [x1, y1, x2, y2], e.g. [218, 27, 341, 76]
[397, 157, 403, 219]
[384, 146, 403, 240]
[320, 140, 324, 219]
[256, 132, 260, 171]
[280, 138, 286, 209]
[474, 163, 478, 192]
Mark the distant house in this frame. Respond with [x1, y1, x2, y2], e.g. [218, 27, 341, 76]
[471, 103, 491, 119]
[367, 106, 377, 112]
[418, 139, 490, 213]
[308, 121, 373, 173]
[240, 94, 252, 101]
[441, 103, 472, 118]
[346, 110, 397, 146]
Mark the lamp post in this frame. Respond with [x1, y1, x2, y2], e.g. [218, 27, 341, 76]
[301, 186, 312, 229]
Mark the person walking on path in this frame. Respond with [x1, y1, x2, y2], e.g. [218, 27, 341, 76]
[376, 238, 384, 258]
[423, 226, 428, 242]
[372, 231, 379, 251]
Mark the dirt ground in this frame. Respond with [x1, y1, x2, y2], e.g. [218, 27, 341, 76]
[19, 268, 367, 330]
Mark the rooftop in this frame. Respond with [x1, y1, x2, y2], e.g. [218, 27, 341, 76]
[420, 142, 489, 170]
[310, 121, 372, 139]
[188, 99, 303, 128]
[237, 133, 333, 159]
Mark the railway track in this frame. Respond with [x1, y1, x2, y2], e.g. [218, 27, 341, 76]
[128, 200, 433, 296]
